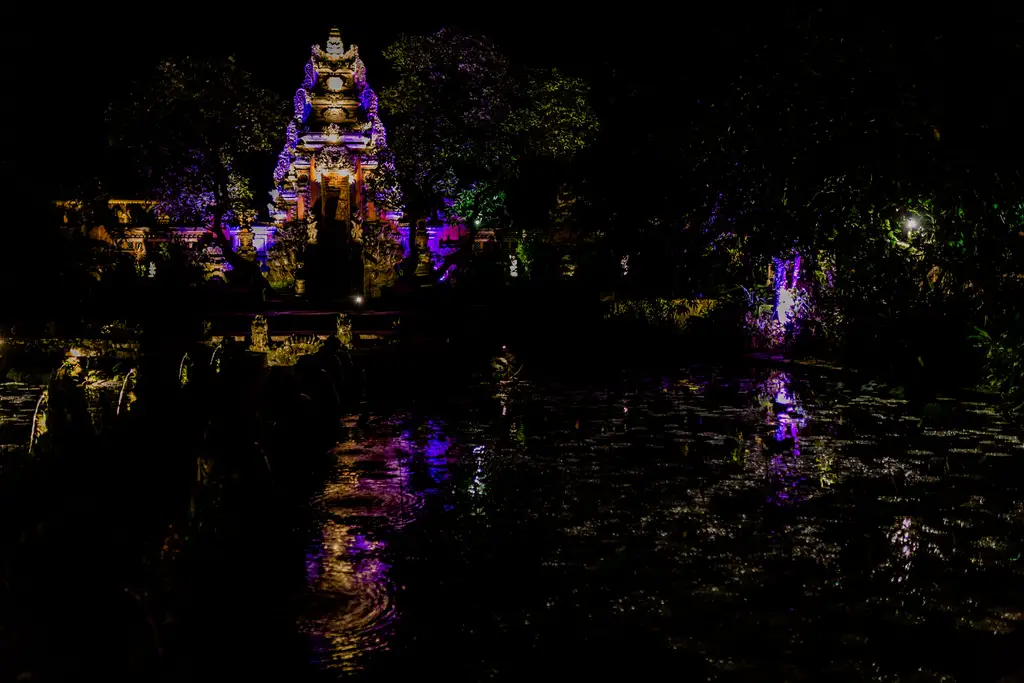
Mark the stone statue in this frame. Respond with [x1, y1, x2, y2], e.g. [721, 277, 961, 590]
[307, 218, 318, 244]
[237, 227, 257, 261]
[250, 315, 269, 353]
[414, 221, 432, 278]
[350, 214, 364, 243]
[360, 220, 403, 297]
[336, 313, 353, 349]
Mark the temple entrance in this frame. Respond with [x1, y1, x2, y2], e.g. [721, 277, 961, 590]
[310, 174, 362, 300]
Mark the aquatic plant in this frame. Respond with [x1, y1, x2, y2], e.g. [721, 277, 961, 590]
[607, 298, 720, 332]
[973, 327, 1024, 413]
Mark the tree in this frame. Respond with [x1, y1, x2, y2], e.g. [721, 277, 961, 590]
[108, 56, 289, 292]
[379, 30, 598, 227]
[658, 7, 1024, 375]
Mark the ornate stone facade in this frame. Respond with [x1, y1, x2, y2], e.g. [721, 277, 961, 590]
[56, 199, 275, 282]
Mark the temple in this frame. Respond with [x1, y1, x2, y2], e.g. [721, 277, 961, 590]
[265, 27, 405, 298]
[58, 28, 448, 297]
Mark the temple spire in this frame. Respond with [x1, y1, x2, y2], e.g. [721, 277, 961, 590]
[325, 28, 344, 57]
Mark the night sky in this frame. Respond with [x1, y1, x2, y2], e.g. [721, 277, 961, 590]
[4, 7, 1024, 203]
[4, 11, 596, 199]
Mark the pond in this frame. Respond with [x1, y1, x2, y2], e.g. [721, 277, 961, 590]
[0, 381, 43, 454]
[298, 366, 1024, 681]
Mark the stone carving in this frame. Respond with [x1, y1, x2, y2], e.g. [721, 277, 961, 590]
[294, 88, 308, 119]
[324, 107, 350, 122]
[267, 335, 324, 367]
[324, 28, 344, 56]
[266, 222, 302, 290]
[302, 59, 317, 89]
[237, 227, 257, 261]
[307, 218, 318, 244]
[350, 214, 363, 243]
[315, 146, 354, 181]
[336, 313, 353, 349]
[202, 245, 227, 281]
[414, 222, 432, 278]
[335, 185, 350, 222]
[250, 315, 269, 353]
[363, 220, 404, 297]
[274, 149, 294, 182]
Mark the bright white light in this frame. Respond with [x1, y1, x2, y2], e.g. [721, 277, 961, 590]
[475, 218, 481, 226]
[354, 296, 363, 305]
[906, 217, 920, 230]
[776, 288, 796, 326]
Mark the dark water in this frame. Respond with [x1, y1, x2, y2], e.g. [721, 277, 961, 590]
[0, 382, 42, 455]
[298, 367, 1024, 681]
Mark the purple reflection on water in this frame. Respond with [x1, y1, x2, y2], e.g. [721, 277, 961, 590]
[394, 421, 453, 485]
[302, 418, 459, 671]
[758, 372, 810, 505]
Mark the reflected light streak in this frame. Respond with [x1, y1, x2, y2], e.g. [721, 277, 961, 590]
[303, 420, 456, 670]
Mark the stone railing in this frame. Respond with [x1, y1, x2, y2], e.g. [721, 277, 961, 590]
[248, 313, 353, 366]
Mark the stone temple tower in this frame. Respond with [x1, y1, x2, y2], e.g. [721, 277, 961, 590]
[268, 28, 403, 300]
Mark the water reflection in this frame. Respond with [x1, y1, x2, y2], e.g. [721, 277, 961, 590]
[886, 516, 918, 585]
[301, 417, 459, 671]
[297, 368, 1024, 681]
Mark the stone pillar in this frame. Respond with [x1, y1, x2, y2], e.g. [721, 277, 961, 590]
[336, 313, 353, 349]
[250, 315, 269, 353]
[414, 220, 432, 278]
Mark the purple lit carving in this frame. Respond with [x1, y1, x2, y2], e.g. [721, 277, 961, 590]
[274, 149, 293, 182]
[294, 88, 308, 120]
[352, 56, 367, 88]
[302, 60, 317, 89]
[360, 86, 378, 117]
